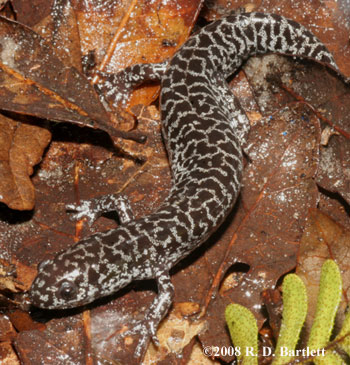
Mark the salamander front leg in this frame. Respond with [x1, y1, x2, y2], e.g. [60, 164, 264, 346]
[66, 193, 133, 226]
[123, 271, 174, 357]
[142, 271, 174, 346]
[96, 61, 169, 106]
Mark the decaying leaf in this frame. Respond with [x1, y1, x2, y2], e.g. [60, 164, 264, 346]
[75, 0, 203, 108]
[33, 0, 83, 71]
[296, 209, 350, 343]
[0, 15, 113, 131]
[0, 257, 37, 293]
[0, 0, 203, 211]
[0, 1, 349, 364]
[317, 129, 350, 206]
[0, 114, 51, 210]
[11, 0, 54, 27]
[244, 53, 350, 207]
[14, 316, 88, 364]
[0, 341, 20, 365]
[0, 314, 17, 342]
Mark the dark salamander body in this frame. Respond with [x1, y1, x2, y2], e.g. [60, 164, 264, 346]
[30, 12, 343, 355]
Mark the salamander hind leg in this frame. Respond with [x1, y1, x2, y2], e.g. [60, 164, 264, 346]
[66, 193, 134, 226]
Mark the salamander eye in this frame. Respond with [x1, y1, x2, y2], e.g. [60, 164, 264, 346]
[58, 281, 77, 301]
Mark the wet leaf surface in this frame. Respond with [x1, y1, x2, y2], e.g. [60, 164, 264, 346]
[244, 53, 350, 208]
[33, 0, 83, 71]
[73, 0, 204, 110]
[0, 0, 202, 212]
[15, 315, 88, 365]
[296, 210, 350, 345]
[0, 15, 112, 130]
[0, 0, 349, 364]
[11, 0, 54, 27]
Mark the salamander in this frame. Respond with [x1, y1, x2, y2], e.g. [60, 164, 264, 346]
[29, 12, 344, 356]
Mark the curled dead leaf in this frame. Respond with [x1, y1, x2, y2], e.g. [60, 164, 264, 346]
[0, 114, 51, 210]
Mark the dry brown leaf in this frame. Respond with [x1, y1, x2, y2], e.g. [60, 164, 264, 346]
[143, 310, 205, 362]
[0, 114, 51, 210]
[0, 0, 202, 212]
[8, 310, 45, 332]
[317, 141, 350, 206]
[0, 341, 20, 365]
[0, 258, 36, 293]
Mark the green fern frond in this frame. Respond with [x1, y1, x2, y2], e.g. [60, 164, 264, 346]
[307, 260, 342, 351]
[224, 259, 346, 364]
[272, 274, 307, 365]
[225, 303, 259, 364]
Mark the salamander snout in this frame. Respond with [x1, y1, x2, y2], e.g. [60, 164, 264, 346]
[29, 255, 88, 310]
[29, 233, 135, 310]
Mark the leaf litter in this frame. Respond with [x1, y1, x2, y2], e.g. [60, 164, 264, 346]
[0, 0, 349, 364]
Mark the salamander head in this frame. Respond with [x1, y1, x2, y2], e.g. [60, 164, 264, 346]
[29, 233, 133, 310]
